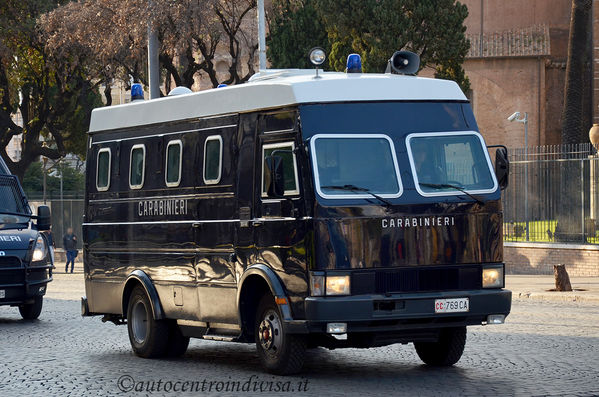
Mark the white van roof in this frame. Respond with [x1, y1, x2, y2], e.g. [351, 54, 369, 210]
[88, 70, 467, 133]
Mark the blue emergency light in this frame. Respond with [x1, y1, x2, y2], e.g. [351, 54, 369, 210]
[217, 84, 228, 88]
[346, 54, 362, 73]
[131, 83, 144, 101]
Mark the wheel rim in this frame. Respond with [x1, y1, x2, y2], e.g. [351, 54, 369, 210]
[258, 309, 282, 355]
[131, 300, 148, 344]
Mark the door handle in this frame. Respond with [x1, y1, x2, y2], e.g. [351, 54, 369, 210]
[252, 220, 263, 227]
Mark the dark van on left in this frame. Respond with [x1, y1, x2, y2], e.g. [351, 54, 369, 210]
[0, 156, 53, 319]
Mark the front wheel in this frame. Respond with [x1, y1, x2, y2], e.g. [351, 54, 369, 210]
[19, 296, 43, 320]
[414, 326, 466, 366]
[166, 321, 190, 357]
[127, 286, 169, 358]
[255, 294, 306, 375]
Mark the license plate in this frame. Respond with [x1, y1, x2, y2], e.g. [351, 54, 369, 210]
[0, 290, 5, 299]
[435, 298, 469, 313]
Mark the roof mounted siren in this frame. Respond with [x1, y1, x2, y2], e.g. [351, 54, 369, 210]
[346, 54, 362, 73]
[385, 51, 420, 75]
[309, 47, 326, 79]
[130, 83, 145, 102]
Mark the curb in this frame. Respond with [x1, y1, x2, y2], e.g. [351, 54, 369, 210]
[512, 291, 599, 303]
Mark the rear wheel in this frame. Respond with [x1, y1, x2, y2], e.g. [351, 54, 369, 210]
[414, 326, 467, 366]
[127, 286, 169, 358]
[255, 294, 306, 375]
[19, 296, 43, 320]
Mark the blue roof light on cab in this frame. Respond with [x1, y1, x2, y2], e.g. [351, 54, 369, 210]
[131, 83, 144, 101]
[346, 54, 362, 73]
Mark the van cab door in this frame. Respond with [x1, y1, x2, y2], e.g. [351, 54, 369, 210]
[253, 112, 308, 278]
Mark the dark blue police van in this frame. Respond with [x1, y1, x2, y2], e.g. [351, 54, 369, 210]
[82, 51, 511, 374]
[0, 156, 53, 320]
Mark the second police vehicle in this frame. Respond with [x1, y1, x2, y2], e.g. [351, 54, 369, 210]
[0, 156, 53, 320]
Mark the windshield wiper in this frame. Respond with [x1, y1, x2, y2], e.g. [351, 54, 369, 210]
[321, 184, 393, 207]
[419, 183, 484, 205]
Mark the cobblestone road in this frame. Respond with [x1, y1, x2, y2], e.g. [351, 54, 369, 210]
[1, 275, 598, 396]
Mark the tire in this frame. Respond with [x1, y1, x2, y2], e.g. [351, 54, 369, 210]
[19, 296, 43, 320]
[166, 321, 190, 357]
[127, 286, 169, 358]
[255, 294, 306, 375]
[414, 326, 467, 366]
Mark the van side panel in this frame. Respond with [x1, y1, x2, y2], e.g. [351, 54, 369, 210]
[84, 115, 239, 322]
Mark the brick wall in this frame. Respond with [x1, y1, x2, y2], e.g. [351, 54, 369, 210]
[504, 242, 599, 276]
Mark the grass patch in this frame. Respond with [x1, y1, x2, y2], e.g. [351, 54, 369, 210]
[503, 220, 599, 244]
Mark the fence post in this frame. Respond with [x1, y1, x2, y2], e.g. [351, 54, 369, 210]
[581, 157, 585, 242]
[525, 141, 529, 241]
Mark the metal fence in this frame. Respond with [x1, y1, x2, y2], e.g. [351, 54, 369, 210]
[20, 143, 599, 247]
[29, 199, 84, 250]
[502, 143, 599, 244]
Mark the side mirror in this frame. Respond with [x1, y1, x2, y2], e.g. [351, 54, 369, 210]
[494, 147, 509, 190]
[37, 205, 52, 231]
[265, 155, 285, 198]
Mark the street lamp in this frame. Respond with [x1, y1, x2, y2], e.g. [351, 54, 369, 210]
[508, 111, 529, 241]
[58, 157, 64, 240]
[41, 141, 49, 204]
[257, 0, 267, 70]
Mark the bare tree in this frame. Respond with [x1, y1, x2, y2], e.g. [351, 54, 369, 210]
[0, 0, 102, 180]
[42, 0, 260, 98]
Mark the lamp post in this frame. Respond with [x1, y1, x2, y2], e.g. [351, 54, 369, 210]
[508, 111, 529, 241]
[41, 141, 49, 204]
[257, 0, 267, 70]
[147, 0, 159, 99]
[58, 158, 64, 239]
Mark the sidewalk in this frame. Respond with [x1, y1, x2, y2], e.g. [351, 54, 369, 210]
[507, 275, 599, 303]
[52, 257, 84, 274]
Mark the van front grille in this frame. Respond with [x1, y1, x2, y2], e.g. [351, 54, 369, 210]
[0, 256, 22, 269]
[351, 265, 482, 295]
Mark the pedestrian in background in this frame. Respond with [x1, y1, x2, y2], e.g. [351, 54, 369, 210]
[63, 227, 78, 273]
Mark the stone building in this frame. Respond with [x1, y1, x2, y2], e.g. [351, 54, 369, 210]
[458, 0, 581, 148]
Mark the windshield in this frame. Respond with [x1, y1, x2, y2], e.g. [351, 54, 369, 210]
[407, 132, 497, 196]
[310, 134, 402, 199]
[0, 174, 31, 225]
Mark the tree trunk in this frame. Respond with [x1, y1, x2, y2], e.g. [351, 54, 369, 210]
[103, 83, 112, 107]
[561, 0, 592, 143]
[581, 6, 594, 142]
[554, 264, 572, 292]
[556, 0, 592, 242]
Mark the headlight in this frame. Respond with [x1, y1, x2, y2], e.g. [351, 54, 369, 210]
[326, 275, 350, 296]
[482, 266, 504, 288]
[310, 273, 351, 296]
[32, 235, 48, 262]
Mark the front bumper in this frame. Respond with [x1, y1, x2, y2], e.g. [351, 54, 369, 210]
[0, 264, 53, 306]
[288, 289, 511, 334]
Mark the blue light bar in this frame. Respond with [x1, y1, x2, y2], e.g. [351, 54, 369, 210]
[346, 54, 362, 73]
[217, 84, 228, 88]
[131, 83, 144, 101]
